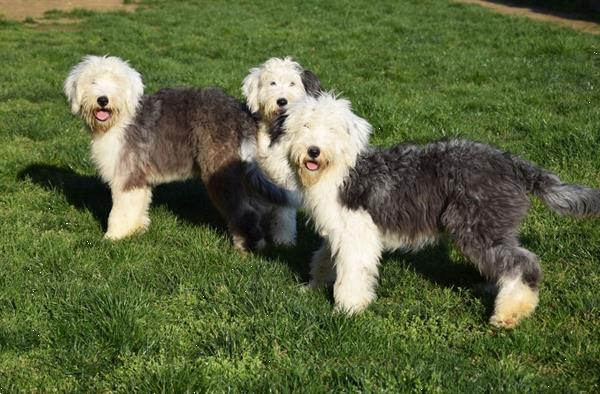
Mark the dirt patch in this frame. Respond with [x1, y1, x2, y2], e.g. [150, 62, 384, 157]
[455, 0, 600, 34]
[0, 0, 137, 22]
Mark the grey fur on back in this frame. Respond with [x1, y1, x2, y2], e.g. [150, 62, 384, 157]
[341, 140, 600, 225]
[339, 139, 599, 284]
[121, 87, 291, 206]
[122, 88, 253, 189]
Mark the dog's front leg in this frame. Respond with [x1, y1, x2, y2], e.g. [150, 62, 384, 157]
[105, 186, 152, 240]
[330, 211, 382, 315]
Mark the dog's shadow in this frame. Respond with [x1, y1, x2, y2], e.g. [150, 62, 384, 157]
[383, 245, 497, 316]
[18, 164, 225, 233]
[394, 243, 483, 289]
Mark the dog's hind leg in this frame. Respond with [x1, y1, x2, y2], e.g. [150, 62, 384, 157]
[453, 236, 542, 328]
[490, 253, 540, 329]
[443, 190, 541, 328]
[105, 186, 152, 240]
[229, 203, 266, 252]
[205, 164, 265, 252]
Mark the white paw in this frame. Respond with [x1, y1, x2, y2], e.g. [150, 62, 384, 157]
[104, 218, 149, 241]
[491, 276, 539, 329]
[103, 229, 130, 241]
[333, 289, 376, 316]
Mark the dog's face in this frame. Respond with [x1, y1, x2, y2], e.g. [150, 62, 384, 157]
[242, 57, 321, 123]
[64, 55, 144, 134]
[274, 93, 372, 188]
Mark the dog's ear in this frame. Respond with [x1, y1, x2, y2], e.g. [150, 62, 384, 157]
[269, 112, 288, 146]
[340, 98, 371, 155]
[301, 69, 321, 97]
[242, 67, 261, 114]
[124, 63, 144, 115]
[346, 114, 371, 151]
[64, 63, 82, 114]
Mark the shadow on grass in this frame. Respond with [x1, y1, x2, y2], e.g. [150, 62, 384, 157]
[391, 244, 497, 316]
[394, 243, 483, 289]
[17, 164, 225, 234]
[485, 0, 600, 23]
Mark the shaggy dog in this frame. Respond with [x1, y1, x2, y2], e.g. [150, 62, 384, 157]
[241, 57, 322, 245]
[64, 55, 292, 251]
[270, 93, 600, 328]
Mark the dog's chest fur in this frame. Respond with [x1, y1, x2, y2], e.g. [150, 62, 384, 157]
[90, 124, 126, 185]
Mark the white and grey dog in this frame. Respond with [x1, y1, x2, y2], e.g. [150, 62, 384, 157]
[241, 57, 322, 245]
[270, 93, 600, 328]
[64, 55, 292, 251]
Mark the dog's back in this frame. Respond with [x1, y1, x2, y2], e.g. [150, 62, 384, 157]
[341, 139, 600, 234]
[126, 88, 252, 180]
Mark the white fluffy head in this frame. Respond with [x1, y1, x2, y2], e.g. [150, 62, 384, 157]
[242, 57, 321, 123]
[64, 55, 144, 133]
[279, 92, 372, 188]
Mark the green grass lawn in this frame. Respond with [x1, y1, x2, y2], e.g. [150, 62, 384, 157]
[1, 0, 599, 391]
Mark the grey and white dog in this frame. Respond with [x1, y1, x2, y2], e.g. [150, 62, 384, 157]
[241, 57, 322, 246]
[64, 55, 292, 251]
[270, 93, 600, 328]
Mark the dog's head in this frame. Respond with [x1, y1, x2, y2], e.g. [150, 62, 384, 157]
[242, 57, 321, 123]
[64, 55, 144, 134]
[274, 93, 371, 189]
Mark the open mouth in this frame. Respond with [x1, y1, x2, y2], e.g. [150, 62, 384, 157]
[94, 109, 112, 122]
[304, 159, 320, 171]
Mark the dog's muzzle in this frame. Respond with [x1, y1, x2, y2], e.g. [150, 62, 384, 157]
[94, 96, 112, 122]
[304, 146, 321, 171]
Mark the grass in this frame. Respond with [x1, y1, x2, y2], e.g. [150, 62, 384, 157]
[1, 0, 599, 391]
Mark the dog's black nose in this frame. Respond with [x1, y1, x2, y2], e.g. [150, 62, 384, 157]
[276, 98, 288, 107]
[97, 96, 109, 107]
[307, 146, 320, 159]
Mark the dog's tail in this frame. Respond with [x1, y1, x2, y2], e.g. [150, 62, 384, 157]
[244, 161, 298, 206]
[514, 156, 600, 217]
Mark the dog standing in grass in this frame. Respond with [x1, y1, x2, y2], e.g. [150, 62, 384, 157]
[64, 55, 293, 251]
[271, 93, 600, 328]
[242, 57, 322, 246]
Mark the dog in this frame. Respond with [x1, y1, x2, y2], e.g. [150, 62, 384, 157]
[64, 55, 293, 251]
[241, 57, 322, 246]
[269, 93, 600, 328]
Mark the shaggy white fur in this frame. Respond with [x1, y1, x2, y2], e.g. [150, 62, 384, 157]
[276, 93, 377, 314]
[65, 55, 148, 240]
[241, 57, 318, 246]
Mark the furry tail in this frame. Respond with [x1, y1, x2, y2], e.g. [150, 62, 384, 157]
[244, 161, 298, 207]
[514, 157, 600, 217]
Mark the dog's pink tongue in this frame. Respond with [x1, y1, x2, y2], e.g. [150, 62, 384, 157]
[306, 161, 319, 171]
[95, 110, 110, 121]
